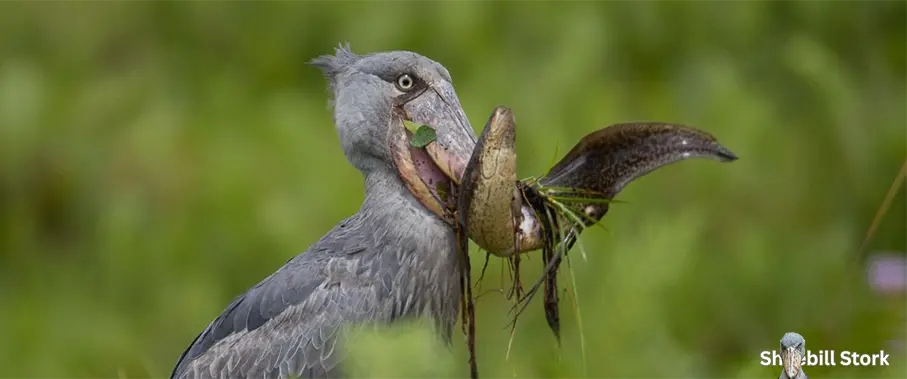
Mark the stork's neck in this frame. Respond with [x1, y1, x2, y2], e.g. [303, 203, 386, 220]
[360, 164, 445, 224]
[357, 164, 457, 248]
[359, 168, 459, 276]
[355, 164, 462, 338]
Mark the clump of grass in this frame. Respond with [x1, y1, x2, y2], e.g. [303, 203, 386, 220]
[451, 139, 623, 378]
[468, 178, 621, 376]
[464, 179, 616, 378]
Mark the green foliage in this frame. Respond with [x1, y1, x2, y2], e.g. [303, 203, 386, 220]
[408, 124, 437, 148]
[0, 1, 904, 378]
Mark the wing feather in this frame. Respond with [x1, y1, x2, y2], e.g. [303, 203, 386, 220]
[170, 215, 383, 379]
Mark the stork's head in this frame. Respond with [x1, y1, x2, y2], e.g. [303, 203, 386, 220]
[310, 44, 476, 221]
[780, 332, 806, 378]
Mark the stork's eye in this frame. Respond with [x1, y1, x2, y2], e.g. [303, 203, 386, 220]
[396, 74, 415, 91]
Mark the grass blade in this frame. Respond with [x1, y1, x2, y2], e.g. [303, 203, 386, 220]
[858, 158, 906, 259]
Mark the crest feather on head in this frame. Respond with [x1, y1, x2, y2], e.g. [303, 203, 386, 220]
[309, 42, 361, 89]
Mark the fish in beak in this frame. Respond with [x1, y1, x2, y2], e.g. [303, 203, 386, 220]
[387, 80, 477, 223]
[388, 78, 739, 258]
[782, 346, 803, 378]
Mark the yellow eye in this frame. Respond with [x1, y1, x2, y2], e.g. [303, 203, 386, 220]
[396, 74, 414, 91]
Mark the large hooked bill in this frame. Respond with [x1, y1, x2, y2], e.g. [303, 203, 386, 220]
[451, 106, 737, 257]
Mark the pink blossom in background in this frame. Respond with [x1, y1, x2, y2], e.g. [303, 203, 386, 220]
[867, 253, 907, 295]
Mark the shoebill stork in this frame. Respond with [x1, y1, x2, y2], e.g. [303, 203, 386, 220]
[170, 44, 738, 378]
[170, 45, 480, 379]
[780, 332, 808, 379]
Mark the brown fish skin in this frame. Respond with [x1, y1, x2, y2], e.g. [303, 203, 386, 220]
[455, 117, 737, 257]
[457, 106, 522, 256]
[538, 122, 738, 226]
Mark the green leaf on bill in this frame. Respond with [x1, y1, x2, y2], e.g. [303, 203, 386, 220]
[409, 124, 437, 148]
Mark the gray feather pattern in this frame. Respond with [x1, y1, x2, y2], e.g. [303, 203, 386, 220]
[172, 166, 463, 379]
[172, 46, 466, 379]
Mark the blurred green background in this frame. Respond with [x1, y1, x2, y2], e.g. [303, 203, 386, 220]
[0, 1, 904, 378]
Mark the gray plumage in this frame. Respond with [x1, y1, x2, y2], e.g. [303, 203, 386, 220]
[171, 44, 473, 379]
[779, 332, 808, 379]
